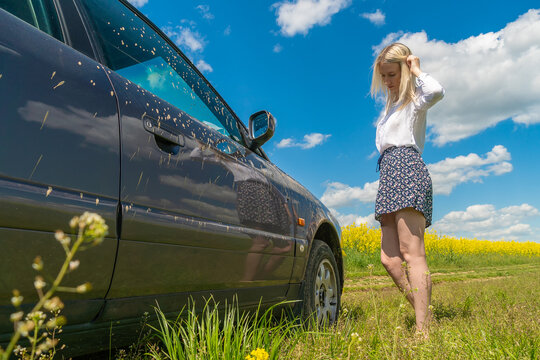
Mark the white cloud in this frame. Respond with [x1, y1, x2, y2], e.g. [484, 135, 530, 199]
[276, 138, 294, 148]
[224, 25, 231, 36]
[361, 9, 385, 26]
[273, 44, 283, 53]
[178, 28, 205, 52]
[373, 9, 540, 145]
[304, 133, 331, 148]
[196, 5, 215, 20]
[433, 204, 540, 241]
[429, 145, 512, 195]
[330, 209, 378, 227]
[367, 150, 378, 159]
[373, 31, 404, 54]
[163, 26, 206, 53]
[162, 25, 211, 77]
[273, 0, 351, 37]
[276, 133, 331, 149]
[146, 68, 167, 89]
[180, 19, 197, 27]
[127, 0, 148, 8]
[321, 180, 379, 208]
[321, 145, 512, 208]
[196, 60, 213, 73]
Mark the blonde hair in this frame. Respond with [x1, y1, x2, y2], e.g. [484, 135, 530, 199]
[370, 43, 416, 111]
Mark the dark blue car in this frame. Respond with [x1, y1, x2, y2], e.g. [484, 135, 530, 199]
[0, 0, 343, 355]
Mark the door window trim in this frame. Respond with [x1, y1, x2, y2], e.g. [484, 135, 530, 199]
[77, 0, 255, 150]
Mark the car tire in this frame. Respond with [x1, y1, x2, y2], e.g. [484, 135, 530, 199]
[295, 239, 341, 325]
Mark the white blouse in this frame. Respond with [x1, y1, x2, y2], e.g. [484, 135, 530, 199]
[375, 72, 445, 154]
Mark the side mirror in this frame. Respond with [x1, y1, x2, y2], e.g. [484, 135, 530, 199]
[248, 110, 275, 150]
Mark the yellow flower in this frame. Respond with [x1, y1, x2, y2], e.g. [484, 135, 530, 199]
[340, 223, 540, 257]
[246, 348, 269, 360]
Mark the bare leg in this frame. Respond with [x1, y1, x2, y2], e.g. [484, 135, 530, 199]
[395, 208, 432, 333]
[380, 213, 414, 307]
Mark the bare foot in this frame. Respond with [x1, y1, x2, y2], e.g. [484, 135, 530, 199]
[414, 329, 429, 341]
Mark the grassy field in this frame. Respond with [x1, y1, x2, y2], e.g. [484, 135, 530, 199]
[284, 228, 540, 360]
[286, 256, 540, 360]
[9, 216, 539, 359]
[122, 258, 540, 360]
[118, 226, 540, 360]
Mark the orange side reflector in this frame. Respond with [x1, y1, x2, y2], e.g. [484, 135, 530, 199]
[297, 218, 305, 227]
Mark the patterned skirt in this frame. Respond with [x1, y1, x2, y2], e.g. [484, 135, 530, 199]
[375, 146, 433, 227]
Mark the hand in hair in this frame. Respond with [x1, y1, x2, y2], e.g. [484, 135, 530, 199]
[406, 55, 422, 77]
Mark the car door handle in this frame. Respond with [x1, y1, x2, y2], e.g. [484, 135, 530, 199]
[143, 115, 185, 147]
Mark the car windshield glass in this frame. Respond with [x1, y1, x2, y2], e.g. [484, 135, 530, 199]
[116, 57, 228, 136]
[80, 0, 243, 143]
[0, 0, 63, 41]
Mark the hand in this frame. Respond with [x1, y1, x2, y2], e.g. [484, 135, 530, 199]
[406, 55, 422, 76]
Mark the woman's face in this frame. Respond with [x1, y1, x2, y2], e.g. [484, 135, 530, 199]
[379, 62, 401, 97]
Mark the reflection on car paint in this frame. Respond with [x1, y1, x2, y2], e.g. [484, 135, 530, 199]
[18, 101, 120, 152]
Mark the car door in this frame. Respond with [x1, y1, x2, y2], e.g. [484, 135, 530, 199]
[76, 0, 296, 320]
[0, 2, 119, 334]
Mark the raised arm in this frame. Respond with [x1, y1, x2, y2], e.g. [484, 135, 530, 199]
[407, 55, 445, 110]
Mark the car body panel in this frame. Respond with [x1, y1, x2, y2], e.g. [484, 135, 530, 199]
[0, 7, 119, 330]
[77, 0, 298, 317]
[0, 0, 343, 354]
[103, 68, 296, 317]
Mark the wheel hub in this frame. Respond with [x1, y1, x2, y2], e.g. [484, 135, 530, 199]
[314, 259, 338, 325]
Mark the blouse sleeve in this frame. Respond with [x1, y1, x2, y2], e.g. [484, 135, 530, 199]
[414, 72, 445, 111]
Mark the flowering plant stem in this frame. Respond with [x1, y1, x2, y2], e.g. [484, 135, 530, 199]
[2, 226, 84, 360]
[2, 212, 108, 360]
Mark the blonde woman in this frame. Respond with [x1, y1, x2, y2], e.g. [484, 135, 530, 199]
[371, 43, 444, 334]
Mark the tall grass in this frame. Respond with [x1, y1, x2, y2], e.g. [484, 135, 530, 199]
[126, 224, 540, 359]
[146, 299, 298, 360]
[138, 266, 540, 360]
[286, 268, 540, 359]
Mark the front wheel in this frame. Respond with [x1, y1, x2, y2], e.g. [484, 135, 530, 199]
[295, 239, 341, 325]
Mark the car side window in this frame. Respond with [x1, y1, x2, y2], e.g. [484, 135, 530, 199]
[0, 0, 64, 41]
[79, 0, 244, 144]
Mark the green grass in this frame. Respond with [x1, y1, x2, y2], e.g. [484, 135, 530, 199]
[293, 264, 540, 359]
[117, 255, 540, 360]
[144, 300, 295, 360]
[344, 248, 540, 276]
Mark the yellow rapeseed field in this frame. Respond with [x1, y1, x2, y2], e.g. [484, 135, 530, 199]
[341, 223, 540, 257]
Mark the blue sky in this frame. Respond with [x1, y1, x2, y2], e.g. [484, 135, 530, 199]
[128, 0, 540, 242]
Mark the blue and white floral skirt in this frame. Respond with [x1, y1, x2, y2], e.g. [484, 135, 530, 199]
[375, 146, 433, 228]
